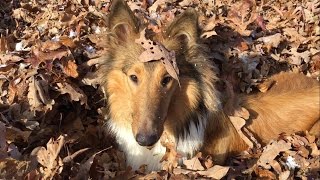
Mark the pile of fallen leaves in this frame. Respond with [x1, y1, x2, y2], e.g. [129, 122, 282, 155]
[0, 0, 319, 179]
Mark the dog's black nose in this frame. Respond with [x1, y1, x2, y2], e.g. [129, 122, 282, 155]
[135, 133, 158, 146]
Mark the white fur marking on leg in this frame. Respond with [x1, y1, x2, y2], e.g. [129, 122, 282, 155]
[177, 114, 207, 157]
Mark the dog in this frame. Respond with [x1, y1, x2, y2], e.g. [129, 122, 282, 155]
[99, 0, 320, 171]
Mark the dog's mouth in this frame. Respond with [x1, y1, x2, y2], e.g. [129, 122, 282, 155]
[146, 145, 156, 150]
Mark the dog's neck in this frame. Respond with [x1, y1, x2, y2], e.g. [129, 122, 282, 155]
[107, 112, 208, 171]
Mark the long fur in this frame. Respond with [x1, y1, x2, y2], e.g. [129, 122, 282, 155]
[99, 0, 320, 171]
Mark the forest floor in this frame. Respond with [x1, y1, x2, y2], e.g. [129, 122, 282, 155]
[0, 0, 319, 179]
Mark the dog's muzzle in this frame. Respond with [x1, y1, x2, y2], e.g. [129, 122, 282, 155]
[135, 133, 159, 147]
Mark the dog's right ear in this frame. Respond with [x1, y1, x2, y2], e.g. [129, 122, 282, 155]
[108, 0, 139, 42]
[165, 9, 200, 47]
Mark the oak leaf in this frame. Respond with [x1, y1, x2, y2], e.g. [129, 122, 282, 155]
[36, 135, 64, 179]
[135, 29, 180, 85]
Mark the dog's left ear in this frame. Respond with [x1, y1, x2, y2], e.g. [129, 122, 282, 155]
[165, 9, 200, 46]
[107, 0, 140, 42]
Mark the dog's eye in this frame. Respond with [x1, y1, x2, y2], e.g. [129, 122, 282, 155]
[161, 76, 172, 87]
[130, 75, 138, 83]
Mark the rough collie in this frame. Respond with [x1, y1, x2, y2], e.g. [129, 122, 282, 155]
[98, 0, 320, 171]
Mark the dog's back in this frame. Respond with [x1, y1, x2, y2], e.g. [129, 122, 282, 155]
[202, 73, 319, 165]
[242, 73, 319, 144]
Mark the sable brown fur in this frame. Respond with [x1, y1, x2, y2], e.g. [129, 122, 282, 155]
[99, 0, 320, 170]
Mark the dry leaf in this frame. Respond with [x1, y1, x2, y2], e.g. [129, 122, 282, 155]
[27, 76, 43, 111]
[201, 30, 217, 38]
[279, 170, 290, 180]
[63, 148, 90, 163]
[56, 82, 88, 108]
[254, 167, 277, 179]
[229, 116, 254, 148]
[5, 126, 31, 142]
[148, 0, 168, 13]
[257, 140, 291, 169]
[62, 60, 79, 78]
[0, 158, 32, 179]
[27, 76, 54, 112]
[160, 132, 180, 172]
[36, 135, 64, 179]
[0, 54, 23, 64]
[0, 122, 7, 157]
[41, 40, 62, 51]
[26, 48, 69, 67]
[233, 107, 250, 120]
[59, 36, 76, 48]
[257, 79, 276, 93]
[74, 147, 111, 179]
[309, 143, 320, 157]
[135, 29, 180, 85]
[183, 154, 204, 171]
[257, 33, 283, 51]
[197, 165, 229, 179]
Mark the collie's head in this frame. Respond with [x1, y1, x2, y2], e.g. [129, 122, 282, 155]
[100, 0, 221, 147]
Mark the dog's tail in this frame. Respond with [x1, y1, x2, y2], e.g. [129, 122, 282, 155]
[242, 72, 320, 144]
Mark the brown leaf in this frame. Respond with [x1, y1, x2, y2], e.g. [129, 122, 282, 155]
[160, 132, 180, 172]
[135, 29, 180, 85]
[41, 40, 62, 51]
[7, 82, 17, 104]
[26, 48, 69, 67]
[0, 122, 7, 158]
[5, 126, 31, 142]
[197, 165, 229, 179]
[297, 146, 310, 158]
[257, 140, 291, 169]
[88, 33, 110, 48]
[305, 131, 316, 144]
[229, 116, 254, 148]
[148, 0, 167, 13]
[257, 33, 283, 51]
[25, 169, 41, 180]
[59, 36, 76, 48]
[309, 143, 320, 157]
[62, 60, 79, 78]
[269, 160, 282, 174]
[56, 82, 88, 108]
[27, 76, 54, 112]
[284, 48, 311, 65]
[0, 158, 32, 179]
[257, 79, 276, 93]
[63, 148, 90, 163]
[201, 30, 217, 39]
[279, 170, 290, 180]
[236, 41, 250, 52]
[141, 172, 163, 179]
[27, 76, 43, 111]
[0, 54, 23, 64]
[255, 15, 266, 31]
[203, 156, 214, 169]
[0, 35, 8, 53]
[233, 107, 250, 120]
[172, 168, 194, 175]
[183, 154, 204, 171]
[254, 167, 276, 179]
[36, 135, 64, 179]
[74, 147, 111, 179]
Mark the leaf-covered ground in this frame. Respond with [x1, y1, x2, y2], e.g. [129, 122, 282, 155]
[0, 0, 319, 179]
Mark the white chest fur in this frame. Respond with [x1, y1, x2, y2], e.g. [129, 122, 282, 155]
[107, 115, 207, 171]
